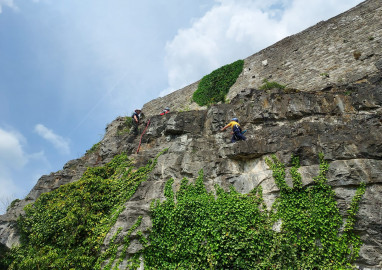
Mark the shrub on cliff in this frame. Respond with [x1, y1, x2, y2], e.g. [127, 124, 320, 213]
[192, 59, 244, 106]
[260, 79, 286, 90]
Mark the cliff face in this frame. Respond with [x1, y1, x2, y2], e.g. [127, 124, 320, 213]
[99, 75, 382, 269]
[1, 0, 382, 269]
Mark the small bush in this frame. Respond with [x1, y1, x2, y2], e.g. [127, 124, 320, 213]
[87, 142, 101, 154]
[192, 59, 244, 106]
[117, 116, 133, 136]
[260, 79, 286, 90]
[6, 199, 20, 211]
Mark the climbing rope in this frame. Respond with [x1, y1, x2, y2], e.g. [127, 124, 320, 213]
[137, 119, 151, 153]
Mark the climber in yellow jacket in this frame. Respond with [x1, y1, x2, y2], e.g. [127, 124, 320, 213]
[221, 117, 247, 143]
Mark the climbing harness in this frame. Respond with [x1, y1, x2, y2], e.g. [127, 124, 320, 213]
[136, 119, 151, 154]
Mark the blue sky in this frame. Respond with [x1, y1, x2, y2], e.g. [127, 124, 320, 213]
[0, 0, 363, 213]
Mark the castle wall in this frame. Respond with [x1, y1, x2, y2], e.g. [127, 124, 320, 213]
[143, 0, 382, 117]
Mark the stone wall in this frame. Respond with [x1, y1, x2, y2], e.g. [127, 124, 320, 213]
[141, 80, 203, 118]
[142, 0, 382, 117]
[227, 0, 382, 99]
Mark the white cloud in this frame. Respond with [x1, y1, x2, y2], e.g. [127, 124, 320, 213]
[34, 124, 70, 155]
[0, 0, 18, 13]
[161, 0, 286, 96]
[280, 0, 362, 33]
[0, 128, 28, 169]
[162, 0, 363, 96]
[0, 128, 29, 213]
[0, 173, 20, 208]
[0, 132, 49, 214]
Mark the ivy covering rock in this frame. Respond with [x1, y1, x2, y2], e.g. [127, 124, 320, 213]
[144, 154, 365, 269]
[1, 153, 366, 269]
[192, 59, 244, 106]
[2, 150, 166, 269]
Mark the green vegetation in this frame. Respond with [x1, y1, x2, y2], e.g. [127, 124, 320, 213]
[0, 244, 9, 269]
[260, 79, 286, 90]
[265, 154, 365, 269]
[87, 142, 101, 154]
[2, 152, 365, 269]
[144, 172, 271, 269]
[3, 150, 167, 270]
[192, 59, 244, 106]
[7, 199, 21, 211]
[345, 90, 353, 96]
[117, 116, 133, 136]
[143, 154, 365, 269]
[320, 72, 330, 78]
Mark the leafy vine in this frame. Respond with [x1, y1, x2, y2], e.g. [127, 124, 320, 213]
[143, 154, 365, 269]
[3, 149, 167, 270]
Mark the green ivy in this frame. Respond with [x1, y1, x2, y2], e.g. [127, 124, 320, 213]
[260, 79, 286, 90]
[3, 150, 167, 270]
[2, 152, 366, 269]
[266, 153, 365, 268]
[0, 243, 9, 270]
[144, 171, 271, 269]
[192, 59, 244, 106]
[143, 155, 365, 269]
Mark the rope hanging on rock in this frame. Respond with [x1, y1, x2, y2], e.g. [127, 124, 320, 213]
[137, 119, 151, 154]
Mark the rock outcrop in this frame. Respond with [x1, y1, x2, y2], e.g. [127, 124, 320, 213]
[1, 0, 382, 268]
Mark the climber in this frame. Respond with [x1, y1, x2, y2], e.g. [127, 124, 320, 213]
[221, 117, 247, 143]
[160, 107, 170, 115]
[131, 109, 142, 135]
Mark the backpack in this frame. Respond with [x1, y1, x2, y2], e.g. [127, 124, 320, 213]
[233, 124, 242, 134]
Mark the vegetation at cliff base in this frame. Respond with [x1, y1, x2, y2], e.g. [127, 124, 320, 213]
[2, 152, 365, 269]
[2, 150, 166, 270]
[0, 244, 8, 269]
[144, 171, 272, 269]
[192, 59, 244, 106]
[143, 154, 365, 269]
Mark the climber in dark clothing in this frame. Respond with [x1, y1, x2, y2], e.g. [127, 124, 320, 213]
[131, 109, 141, 135]
[221, 117, 246, 143]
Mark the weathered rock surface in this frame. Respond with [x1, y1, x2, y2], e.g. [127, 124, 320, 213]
[98, 74, 382, 269]
[1, 0, 382, 269]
